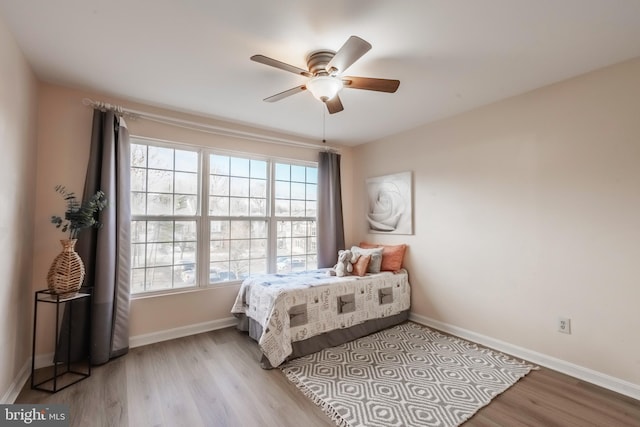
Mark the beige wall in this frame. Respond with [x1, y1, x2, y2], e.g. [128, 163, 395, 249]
[32, 83, 355, 350]
[0, 16, 39, 401]
[353, 58, 640, 386]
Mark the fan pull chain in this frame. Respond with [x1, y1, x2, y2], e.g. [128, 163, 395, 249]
[322, 107, 326, 143]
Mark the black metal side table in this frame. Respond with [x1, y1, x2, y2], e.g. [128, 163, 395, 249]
[31, 288, 92, 393]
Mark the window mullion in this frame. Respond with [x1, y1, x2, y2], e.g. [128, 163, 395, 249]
[268, 160, 278, 273]
[200, 149, 210, 287]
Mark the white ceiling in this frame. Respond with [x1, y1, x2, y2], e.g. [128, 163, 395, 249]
[2, 0, 640, 146]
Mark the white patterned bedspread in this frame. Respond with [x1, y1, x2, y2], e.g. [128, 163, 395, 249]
[231, 268, 410, 367]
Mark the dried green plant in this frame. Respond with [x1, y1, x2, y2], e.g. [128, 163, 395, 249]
[50, 185, 108, 239]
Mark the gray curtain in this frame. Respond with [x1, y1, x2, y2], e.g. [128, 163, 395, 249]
[56, 110, 130, 364]
[77, 110, 131, 364]
[317, 151, 345, 268]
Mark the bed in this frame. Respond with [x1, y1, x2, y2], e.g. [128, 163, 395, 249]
[231, 266, 411, 368]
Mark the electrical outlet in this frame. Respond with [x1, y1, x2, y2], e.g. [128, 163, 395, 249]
[558, 317, 571, 334]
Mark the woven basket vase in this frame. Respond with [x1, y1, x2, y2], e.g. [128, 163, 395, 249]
[47, 239, 85, 295]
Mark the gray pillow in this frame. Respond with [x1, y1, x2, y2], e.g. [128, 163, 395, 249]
[350, 246, 384, 274]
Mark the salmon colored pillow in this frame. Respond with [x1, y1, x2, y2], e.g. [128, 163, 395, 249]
[359, 242, 407, 271]
[352, 254, 371, 276]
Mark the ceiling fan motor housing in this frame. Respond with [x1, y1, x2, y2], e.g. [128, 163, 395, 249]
[306, 50, 336, 75]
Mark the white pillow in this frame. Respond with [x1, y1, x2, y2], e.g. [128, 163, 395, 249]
[350, 246, 384, 274]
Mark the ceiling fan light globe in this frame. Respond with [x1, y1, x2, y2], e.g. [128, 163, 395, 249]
[306, 76, 343, 102]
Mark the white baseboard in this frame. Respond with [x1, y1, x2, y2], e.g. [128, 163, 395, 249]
[0, 360, 30, 404]
[1, 355, 53, 404]
[129, 317, 238, 348]
[409, 312, 640, 401]
[31, 353, 55, 370]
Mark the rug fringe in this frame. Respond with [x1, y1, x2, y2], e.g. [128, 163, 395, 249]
[283, 369, 351, 427]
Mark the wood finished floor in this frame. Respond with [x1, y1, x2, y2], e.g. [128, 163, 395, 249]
[17, 325, 640, 427]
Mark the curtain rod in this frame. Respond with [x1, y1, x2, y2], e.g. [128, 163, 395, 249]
[81, 98, 340, 152]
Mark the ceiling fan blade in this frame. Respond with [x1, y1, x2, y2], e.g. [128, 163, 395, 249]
[326, 36, 372, 74]
[325, 95, 344, 114]
[251, 55, 313, 77]
[342, 76, 400, 93]
[264, 85, 306, 102]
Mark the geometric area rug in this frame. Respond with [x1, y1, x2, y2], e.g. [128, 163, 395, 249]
[281, 322, 537, 427]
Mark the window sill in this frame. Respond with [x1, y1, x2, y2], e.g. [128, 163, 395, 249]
[130, 281, 242, 300]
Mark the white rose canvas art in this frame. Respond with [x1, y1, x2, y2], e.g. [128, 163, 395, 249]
[366, 171, 413, 234]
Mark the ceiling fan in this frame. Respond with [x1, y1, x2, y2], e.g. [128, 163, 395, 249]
[251, 36, 400, 114]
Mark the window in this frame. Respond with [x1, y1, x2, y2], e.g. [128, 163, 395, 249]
[274, 163, 317, 273]
[130, 143, 200, 294]
[209, 154, 269, 281]
[130, 138, 318, 294]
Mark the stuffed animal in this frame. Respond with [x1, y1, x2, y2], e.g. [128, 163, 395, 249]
[327, 249, 360, 277]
